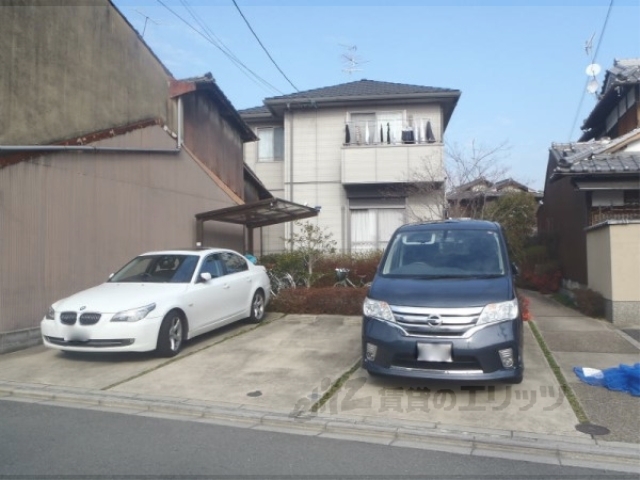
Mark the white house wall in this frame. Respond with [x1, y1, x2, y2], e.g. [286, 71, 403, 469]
[244, 103, 445, 254]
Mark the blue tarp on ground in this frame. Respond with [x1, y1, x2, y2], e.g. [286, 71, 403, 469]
[574, 363, 640, 396]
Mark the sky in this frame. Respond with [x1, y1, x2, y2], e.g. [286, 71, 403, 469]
[112, 0, 640, 191]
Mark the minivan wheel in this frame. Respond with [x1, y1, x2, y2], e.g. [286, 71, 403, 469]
[156, 310, 185, 357]
[249, 290, 266, 324]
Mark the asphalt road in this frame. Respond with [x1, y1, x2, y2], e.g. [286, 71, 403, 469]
[0, 399, 634, 479]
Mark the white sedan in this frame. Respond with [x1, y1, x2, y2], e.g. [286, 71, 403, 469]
[41, 248, 271, 357]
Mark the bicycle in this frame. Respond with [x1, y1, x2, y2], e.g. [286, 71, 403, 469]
[333, 268, 371, 288]
[266, 268, 296, 297]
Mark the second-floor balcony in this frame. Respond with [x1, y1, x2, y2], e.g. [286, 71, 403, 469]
[341, 118, 444, 185]
[341, 139, 444, 185]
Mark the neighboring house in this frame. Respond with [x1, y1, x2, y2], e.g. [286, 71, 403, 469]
[240, 79, 461, 253]
[538, 58, 640, 327]
[447, 177, 543, 218]
[0, 1, 314, 353]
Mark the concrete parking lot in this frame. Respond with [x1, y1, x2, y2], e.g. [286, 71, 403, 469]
[0, 312, 581, 438]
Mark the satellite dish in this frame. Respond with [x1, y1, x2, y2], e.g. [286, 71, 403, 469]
[587, 79, 599, 94]
[585, 63, 601, 76]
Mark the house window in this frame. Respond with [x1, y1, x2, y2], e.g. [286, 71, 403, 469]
[350, 204, 405, 252]
[258, 127, 284, 161]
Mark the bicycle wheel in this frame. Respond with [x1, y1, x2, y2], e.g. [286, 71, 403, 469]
[281, 272, 296, 289]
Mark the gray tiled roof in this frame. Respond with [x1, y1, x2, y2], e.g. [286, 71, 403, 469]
[239, 79, 461, 127]
[552, 149, 640, 176]
[265, 79, 459, 102]
[562, 152, 640, 174]
[601, 58, 640, 96]
[238, 105, 270, 115]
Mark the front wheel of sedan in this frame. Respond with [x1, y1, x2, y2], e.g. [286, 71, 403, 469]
[249, 290, 266, 324]
[156, 310, 185, 357]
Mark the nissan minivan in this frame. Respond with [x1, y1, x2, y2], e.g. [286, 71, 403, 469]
[362, 219, 523, 383]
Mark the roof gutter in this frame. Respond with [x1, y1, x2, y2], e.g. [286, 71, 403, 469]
[266, 91, 461, 108]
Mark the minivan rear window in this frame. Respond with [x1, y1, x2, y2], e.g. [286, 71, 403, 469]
[381, 229, 506, 278]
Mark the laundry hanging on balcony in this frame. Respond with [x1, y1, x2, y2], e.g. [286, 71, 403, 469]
[345, 124, 351, 144]
[386, 123, 391, 144]
[365, 121, 370, 145]
[401, 125, 415, 144]
[380, 124, 384, 143]
[426, 121, 436, 143]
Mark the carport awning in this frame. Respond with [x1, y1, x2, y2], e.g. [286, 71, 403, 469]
[195, 197, 319, 228]
[195, 198, 319, 253]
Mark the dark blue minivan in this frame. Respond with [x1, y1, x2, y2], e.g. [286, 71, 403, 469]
[362, 219, 523, 383]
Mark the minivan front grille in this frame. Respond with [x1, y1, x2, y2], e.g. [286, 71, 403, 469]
[391, 305, 483, 336]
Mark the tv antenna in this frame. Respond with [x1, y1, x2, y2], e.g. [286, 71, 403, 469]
[135, 9, 159, 38]
[340, 44, 368, 76]
[584, 32, 595, 57]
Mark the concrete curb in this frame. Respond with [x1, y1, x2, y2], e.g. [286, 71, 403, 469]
[1, 380, 638, 474]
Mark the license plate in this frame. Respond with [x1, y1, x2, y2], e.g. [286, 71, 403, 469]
[417, 343, 452, 362]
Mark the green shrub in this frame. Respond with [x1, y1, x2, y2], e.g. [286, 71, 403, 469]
[522, 244, 549, 267]
[267, 286, 367, 315]
[314, 251, 383, 287]
[259, 251, 306, 283]
[573, 288, 606, 318]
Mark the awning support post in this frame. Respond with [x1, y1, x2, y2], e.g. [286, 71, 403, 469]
[196, 219, 204, 246]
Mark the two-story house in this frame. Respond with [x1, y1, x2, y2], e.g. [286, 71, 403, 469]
[538, 58, 640, 327]
[240, 79, 461, 254]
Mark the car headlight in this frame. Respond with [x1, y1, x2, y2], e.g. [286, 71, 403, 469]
[111, 303, 156, 322]
[477, 299, 519, 325]
[45, 306, 55, 320]
[363, 298, 395, 322]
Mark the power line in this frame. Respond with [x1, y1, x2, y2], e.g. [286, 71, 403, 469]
[156, 0, 284, 96]
[567, 0, 614, 141]
[231, 0, 300, 93]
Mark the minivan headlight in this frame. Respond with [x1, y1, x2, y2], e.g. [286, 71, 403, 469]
[363, 298, 395, 322]
[111, 303, 156, 322]
[477, 298, 519, 325]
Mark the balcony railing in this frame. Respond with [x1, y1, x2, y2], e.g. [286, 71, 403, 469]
[343, 119, 438, 146]
[589, 205, 640, 226]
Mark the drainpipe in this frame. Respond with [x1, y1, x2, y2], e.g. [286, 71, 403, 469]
[177, 96, 183, 148]
[285, 106, 294, 247]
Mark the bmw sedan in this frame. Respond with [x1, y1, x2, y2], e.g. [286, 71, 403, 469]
[41, 248, 271, 357]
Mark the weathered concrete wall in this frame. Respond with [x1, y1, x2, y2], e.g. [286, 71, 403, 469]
[0, 0, 172, 146]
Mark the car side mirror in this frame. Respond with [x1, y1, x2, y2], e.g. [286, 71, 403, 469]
[511, 263, 520, 276]
[199, 272, 212, 283]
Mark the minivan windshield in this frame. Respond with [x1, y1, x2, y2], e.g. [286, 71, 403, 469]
[380, 228, 506, 278]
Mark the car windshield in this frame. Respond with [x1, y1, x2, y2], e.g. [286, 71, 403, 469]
[109, 254, 199, 283]
[380, 228, 507, 278]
